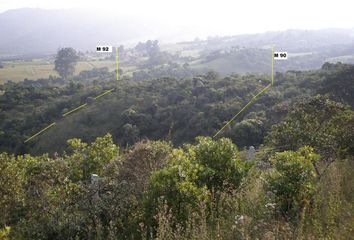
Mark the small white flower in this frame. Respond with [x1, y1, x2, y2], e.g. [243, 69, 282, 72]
[265, 203, 276, 209]
[234, 215, 244, 224]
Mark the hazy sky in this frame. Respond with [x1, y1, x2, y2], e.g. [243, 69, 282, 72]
[1, 0, 353, 37]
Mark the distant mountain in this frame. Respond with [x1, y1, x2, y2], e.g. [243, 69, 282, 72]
[1, 8, 354, 56]
[213, 29, 354, 52]
[185, 29, 354, 74]
[0, 8, 167, 55]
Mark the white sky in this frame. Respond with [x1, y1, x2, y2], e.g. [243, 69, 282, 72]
[1, 0, 353, 36]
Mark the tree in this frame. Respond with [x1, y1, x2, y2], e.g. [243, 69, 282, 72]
[270, 96, 354, 160]
[66, 133, 119, 181]
[205, 70, 219, 80]
[146, 137, 252, 228]
[0, 153, 25, 227]
[192, 137, 252, 191]
[267, 146, 319, 217]
[119, 140, 172, 193]
[229, 118, 265, 147]
[146, 147, 207, 228]
[319, 62, 354, 107]
[117, 45, 125, 57]
[54, 47, 79, 79]
[147, 40, 160, 56]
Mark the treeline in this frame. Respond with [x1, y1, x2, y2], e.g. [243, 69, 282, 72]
[0, 72, 115, 154]
[0, 62, 353, 155]
[132, 62, 197, 81]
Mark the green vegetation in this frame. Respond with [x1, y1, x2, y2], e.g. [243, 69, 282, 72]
[1, 5, 354, 238]
[0, 129, 352, 239]
[0, 44, 353, 239]
[54, 48, 79, 79]
[267, 146, 319, 217]
[1, 61, 354, 156]
[0, 60, 118, 84]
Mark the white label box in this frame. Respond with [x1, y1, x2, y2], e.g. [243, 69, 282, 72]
[96, 45, 113, 53]
[274, 51, 288, 60]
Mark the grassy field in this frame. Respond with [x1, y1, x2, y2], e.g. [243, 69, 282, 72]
[0, 60, 117, 83]
[161, 42, 201, 58]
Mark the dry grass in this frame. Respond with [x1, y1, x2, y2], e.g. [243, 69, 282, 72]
[0, 60, 117, 83]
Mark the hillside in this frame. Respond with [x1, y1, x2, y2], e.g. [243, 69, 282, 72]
[0, 33, 353, 238]
[0, 9, 354, 240]
[0, 62, 353, 239]
[0, 8, 354, 238]
[0, 62, 352, 156]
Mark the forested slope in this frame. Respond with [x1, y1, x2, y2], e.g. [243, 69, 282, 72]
[0, 62, 353, 155]
[0, 62, 353, 239]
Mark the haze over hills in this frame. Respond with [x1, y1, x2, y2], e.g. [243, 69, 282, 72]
[1, 3, 354, 239]
[1, 8, 354, 55]
[0, 8, 172, 54]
